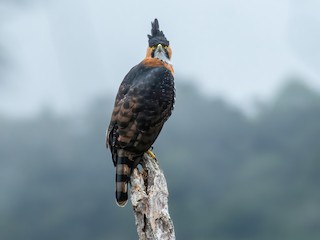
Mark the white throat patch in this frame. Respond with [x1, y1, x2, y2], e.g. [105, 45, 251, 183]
[154, 45, 172, 65]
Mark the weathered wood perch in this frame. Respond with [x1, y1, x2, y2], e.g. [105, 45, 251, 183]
[130, 153, 176, 240]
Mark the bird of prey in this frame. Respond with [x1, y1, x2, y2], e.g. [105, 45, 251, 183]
[106, 19, 175, 207]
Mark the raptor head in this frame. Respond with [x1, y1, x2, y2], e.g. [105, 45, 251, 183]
[146, 19, 172, 64]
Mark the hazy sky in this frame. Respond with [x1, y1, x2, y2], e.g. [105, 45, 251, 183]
[0, 0, 319, 117]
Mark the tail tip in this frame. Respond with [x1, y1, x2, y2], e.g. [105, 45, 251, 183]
[116, 191, 128, 207]
[115, 199, 128, 207]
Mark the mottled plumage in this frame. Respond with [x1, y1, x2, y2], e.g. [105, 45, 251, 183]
[106, 19, 175, 207]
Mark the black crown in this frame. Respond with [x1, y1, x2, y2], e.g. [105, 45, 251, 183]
[148, 19, 169, 47]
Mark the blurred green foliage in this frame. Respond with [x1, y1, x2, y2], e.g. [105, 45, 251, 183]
[1, 79, 320, 240]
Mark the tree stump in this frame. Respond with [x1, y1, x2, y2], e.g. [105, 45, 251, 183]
[130, 153, 176, 240]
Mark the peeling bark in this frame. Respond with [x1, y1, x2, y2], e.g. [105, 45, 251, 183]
[130, 153, 175, 240]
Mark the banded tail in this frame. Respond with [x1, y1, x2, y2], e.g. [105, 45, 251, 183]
[115, 156, 132, 207]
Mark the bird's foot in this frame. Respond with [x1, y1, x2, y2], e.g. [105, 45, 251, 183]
[146, 149, 157, 160]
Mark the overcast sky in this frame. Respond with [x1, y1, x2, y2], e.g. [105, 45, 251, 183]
[0, 0, 319, 117]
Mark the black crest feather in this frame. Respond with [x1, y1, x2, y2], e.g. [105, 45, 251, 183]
[148, 18, 169, 47]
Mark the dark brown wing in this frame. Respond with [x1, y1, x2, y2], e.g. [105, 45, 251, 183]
[106, 65, 138, 166]
[107, 62, 174, 165]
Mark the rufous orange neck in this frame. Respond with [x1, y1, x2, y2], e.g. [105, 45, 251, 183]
[142, 47, 174, 75]
[142, 58, 174, 76]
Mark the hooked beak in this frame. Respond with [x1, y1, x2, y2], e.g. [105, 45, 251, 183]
[154, 44, 171, 64]
[155, 44, 164, 53]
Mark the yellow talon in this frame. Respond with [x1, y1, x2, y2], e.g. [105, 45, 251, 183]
[147, 149, 156, 159]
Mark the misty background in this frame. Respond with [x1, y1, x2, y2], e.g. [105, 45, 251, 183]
[1, 0, 320, 239]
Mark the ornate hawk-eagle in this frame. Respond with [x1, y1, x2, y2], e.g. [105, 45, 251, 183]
[106, 19, 175, 207]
